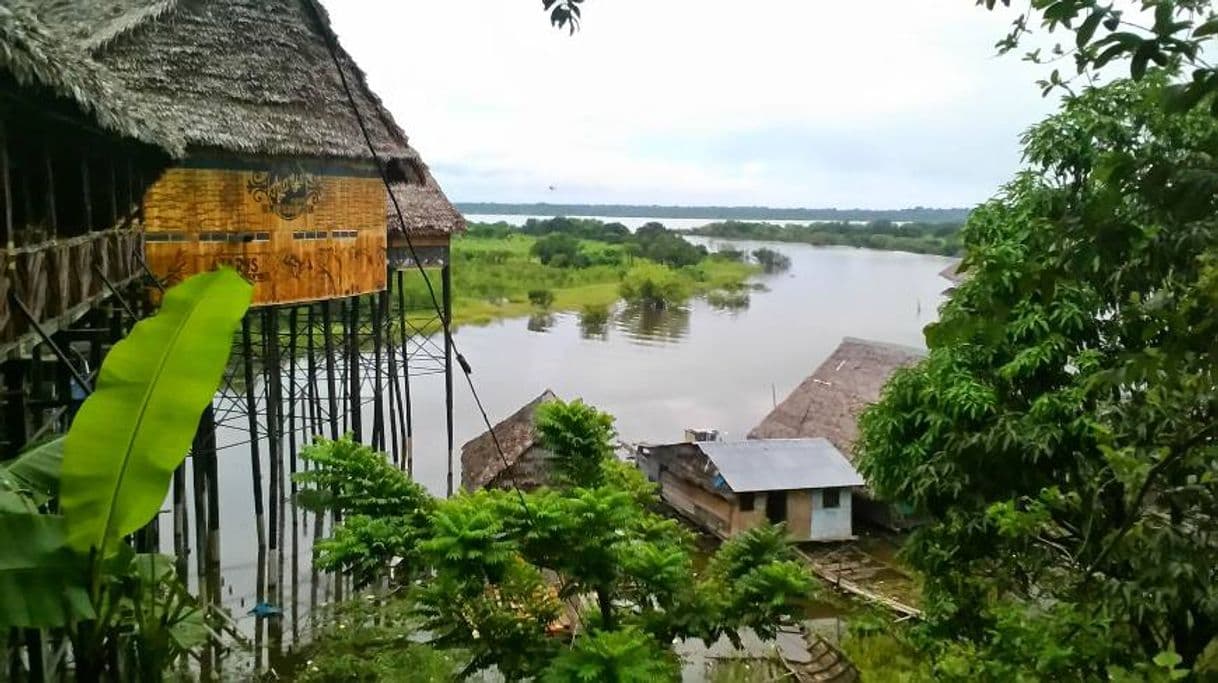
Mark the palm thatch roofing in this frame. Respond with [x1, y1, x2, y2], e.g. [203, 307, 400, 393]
[461, 390, 559, 491]
[23, 0, 465, 233]
[748, 337, 926, 460]
[939, 259, 965, 284]
[0, 3, 185, 154]
[388, 169, 467, 238]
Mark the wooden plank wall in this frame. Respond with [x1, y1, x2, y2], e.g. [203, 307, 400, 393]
[143, 163, 387, 305]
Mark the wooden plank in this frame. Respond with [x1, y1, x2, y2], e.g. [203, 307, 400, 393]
[143, 164, 388, 305]
[796, 548, 922, 619]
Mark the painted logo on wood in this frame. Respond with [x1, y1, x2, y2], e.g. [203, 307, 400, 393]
[246, 164, 323, 220]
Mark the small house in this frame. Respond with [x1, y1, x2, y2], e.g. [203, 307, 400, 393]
[461, 390, 559, 492]
[749, 337, 925, 529]
[636, 438, 864, 542]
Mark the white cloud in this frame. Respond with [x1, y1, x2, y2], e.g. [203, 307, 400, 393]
[326, 1, 1059, 208]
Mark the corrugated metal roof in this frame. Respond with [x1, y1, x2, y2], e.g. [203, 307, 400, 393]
[698, 438, 863, 493]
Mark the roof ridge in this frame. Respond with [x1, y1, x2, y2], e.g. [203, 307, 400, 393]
[83, 0, 179, 51]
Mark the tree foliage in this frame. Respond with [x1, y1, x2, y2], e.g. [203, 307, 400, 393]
[299, 400, 815, 681]
[982, 0, 1218, 109]
[857, 75, 1218, 677]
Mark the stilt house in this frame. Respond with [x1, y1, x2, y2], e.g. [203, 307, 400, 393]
[749, 337, 926, 528]
[461, 390, 560, 492]
[23, 0, 464, 305]
[0, 4, 183, 454]
[636, 438, 864, 542]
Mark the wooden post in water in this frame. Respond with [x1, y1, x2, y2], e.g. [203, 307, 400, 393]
[385, 282, 401, 467]
[348, 295, 362, 443]
[306, 304, 320, 441]
[288, 307, 299, 495]
[396, 271, 414, 474]
[372, 290, 386, 452]
[321, 300, 339, 440]
[263, 307, 281, 608]
[242, 315, 267, 552]
[442, 263, 454, 497]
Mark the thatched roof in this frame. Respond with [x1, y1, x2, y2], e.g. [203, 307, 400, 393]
[939, 259, 965, 284]
[387, 170, 467, 238]
[0, 3, 185, 154]
[25, 0, 413, 162]
[461, 390, 559, 491]
[748, 337, 926, 460]
[23, 0, 466, 234]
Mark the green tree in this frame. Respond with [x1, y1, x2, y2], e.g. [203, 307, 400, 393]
[619, 262, 691, 309]
[298, 400, 815, 681]
[857, 76, 1218, 678]
[531, 232, 586, 267]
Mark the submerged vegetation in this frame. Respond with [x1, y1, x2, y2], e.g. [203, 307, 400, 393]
[693, 220, 964, 256]
[398, 217, 758, 326]
[293, 400, 815, 681]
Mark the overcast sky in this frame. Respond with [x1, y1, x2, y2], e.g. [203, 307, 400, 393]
[326, 1, 1060, 210]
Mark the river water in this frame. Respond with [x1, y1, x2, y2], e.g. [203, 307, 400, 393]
[183, 216, 954, 672]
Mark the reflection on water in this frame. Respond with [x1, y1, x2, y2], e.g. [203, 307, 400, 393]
[527, 312, 556, 333]
[578, 306, 611, 340]
[615, 303, 692, 343]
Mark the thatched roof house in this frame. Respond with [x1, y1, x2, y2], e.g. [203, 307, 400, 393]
[461, 390, 559, 492]
[21, 0, 464, 304]
[749, 337, 925, 459]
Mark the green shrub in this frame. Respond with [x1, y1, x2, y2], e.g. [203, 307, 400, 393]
[528, 288, 555, 308]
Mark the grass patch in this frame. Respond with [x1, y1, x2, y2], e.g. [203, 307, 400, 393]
[396, 234, 757, 328]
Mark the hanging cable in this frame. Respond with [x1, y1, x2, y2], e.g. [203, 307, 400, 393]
[300, 0, 533, 517]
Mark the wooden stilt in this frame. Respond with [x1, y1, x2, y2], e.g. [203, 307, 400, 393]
[372, 290, 385, 452]
[288, 306, 299, 496]
[243, 315, 267, 551]
[337, 298, 349, 435]
[396, 271, 413, 474]
[347, 295, 361, 443]
[442, 263, 454, 497]
[321, 300, 338, 440]
[264, 307, 281, 609]
[385, 284, 401, 467]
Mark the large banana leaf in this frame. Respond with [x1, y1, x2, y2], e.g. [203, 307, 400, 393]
[0, 512, 93, 627]
[0, 436, 64, 505]
[61, 269, 251, 556]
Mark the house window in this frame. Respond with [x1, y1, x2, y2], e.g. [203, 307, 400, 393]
[822, 487, 841, 509]
[738, 492, 754, 511]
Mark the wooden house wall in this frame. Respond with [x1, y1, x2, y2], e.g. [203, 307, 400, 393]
[488, 446, 555, 491]
[143, 163, 387, 305]
[658, 470, 733, 537]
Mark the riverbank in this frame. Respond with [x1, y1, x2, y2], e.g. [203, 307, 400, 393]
[398, 233, 759, 328]
[691, 219, 964, 256]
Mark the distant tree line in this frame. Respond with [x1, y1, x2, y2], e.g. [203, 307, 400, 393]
[457, 202, 970, 223]
[471, 217, 710, 269]
[692, 220, 964, 256]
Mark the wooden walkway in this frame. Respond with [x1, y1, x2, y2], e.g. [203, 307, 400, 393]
[797, 546, 922, 619]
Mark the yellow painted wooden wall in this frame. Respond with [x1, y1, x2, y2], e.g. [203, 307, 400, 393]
[143, 162, 387, 305]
